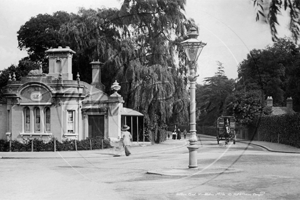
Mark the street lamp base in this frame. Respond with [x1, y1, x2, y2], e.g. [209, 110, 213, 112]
[187, 145, 199, 168]
[189, 134, 198, 143]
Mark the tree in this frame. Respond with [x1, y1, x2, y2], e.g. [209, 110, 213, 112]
[112, 0, 190, 141]
[225, 90, 264, 125]
[254, 0, 300, 42]
[237, 37, 300, 110]
[16, 1, 191, 143]
[0, 60, 40, 101]
[228, 37, 300, 123]
[59, 8, 125, 85]
[196, 62, 235, 126]
[17, 11, 71, 72]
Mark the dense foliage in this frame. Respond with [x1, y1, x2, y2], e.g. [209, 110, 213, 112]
[5, 1, 300, 142]
[196, 62, 235, 126]
[254, 0, 300, 42]
[4, 0, 192, 143]
[0, 60, 40, 101]
[195, 38, 300, 126]
[0, 137, 109, 152]
[17, 11, 71, 62]
[237, 38, 300, 111]
[253, 113, 300, 148]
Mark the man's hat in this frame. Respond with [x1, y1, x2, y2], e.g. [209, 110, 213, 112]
[122, 125, 130, 131]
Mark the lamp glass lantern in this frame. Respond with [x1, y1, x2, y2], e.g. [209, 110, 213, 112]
[181, 27, 206, 64]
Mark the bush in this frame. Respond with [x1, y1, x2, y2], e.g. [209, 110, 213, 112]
[0, 137, 108, 152]
[254, 113, 300, 148]
[11, 140, 30, 152]
[90, 137, 102, 149]
[0, 140, 9, 152]
[60, 140, 75, 151]
[77, 139, 91, 150]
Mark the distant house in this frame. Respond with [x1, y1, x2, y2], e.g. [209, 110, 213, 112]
[237, 96, 295, 140]
[266, 96, 295, 115]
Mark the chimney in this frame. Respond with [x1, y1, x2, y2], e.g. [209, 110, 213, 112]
[286, 97, 293, 110]
[90, 60, 103, 89]
[46, 46, 75, 80]
[267, 96, 273, 107]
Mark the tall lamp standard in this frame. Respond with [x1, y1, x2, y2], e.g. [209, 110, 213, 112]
[181, 26, 206, 168]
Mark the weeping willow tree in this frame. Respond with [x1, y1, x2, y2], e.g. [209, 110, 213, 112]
[254, 0, 300, 42]
[59, 0, 192, 142]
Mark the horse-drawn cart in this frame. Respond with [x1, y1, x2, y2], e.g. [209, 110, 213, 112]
[216, 116, 236, 145]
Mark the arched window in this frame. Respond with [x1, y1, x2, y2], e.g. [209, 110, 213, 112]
[45, 107, 51, 132]
[24, 107, 30, 132]
[34, 107, 40, 132]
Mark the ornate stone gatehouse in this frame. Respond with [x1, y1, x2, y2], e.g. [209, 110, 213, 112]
[0, 46, 144, 142]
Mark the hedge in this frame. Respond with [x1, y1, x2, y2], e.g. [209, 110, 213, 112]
[196, 125, 217, 136]
[254, 113, 300, 148]
[0, 137, 110, 152]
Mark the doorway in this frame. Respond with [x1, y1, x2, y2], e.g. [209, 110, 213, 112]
[88, 115, 104, 138]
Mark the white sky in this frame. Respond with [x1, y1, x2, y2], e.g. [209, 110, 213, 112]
[0, 0, 291, 83]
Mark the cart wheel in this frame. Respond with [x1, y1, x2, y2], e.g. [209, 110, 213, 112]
[226, 137, 230, 145]
[233, 140, 236, 144]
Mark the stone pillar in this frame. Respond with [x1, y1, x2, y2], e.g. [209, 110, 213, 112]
[75, 109, 78, 139]
[30, 107, 34, 133]
[286, 97, 293, 111]
[78, 105, 82, 140]
[21, 108, 24, 134]
[108, 102, 123, 138]
[60, 104, 64, 138]
[267, 96, 273, 107]
[84, 114, 88, 138]
[40, 107, 45, 134]
[107, 80, 124, 139]
[6, 107, 11, 140]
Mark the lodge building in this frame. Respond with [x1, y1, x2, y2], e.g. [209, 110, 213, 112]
[0, 46, 144, 142]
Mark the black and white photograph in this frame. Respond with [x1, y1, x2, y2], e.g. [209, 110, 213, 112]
[1, 0, 300, 199]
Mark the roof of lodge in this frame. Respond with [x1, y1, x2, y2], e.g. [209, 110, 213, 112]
[121, 107, 143, 116]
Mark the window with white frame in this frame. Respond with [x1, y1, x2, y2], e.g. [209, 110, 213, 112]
[67, 110, 75, 133]
[24, 107, 30, 132]
[45, 107, 51, 132]
[34, 107, 40, 132]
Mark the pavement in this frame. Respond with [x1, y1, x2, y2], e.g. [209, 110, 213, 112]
[1, 134, 300, 178]
[146, 134, 300, 177]
[238, 139, 300, 153]
[198, 134, 300, 154]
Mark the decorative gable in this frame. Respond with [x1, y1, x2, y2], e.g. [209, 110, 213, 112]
[19, 84, 52, 105]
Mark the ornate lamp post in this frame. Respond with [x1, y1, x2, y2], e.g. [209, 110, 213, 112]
[181, 26, 206, 168]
